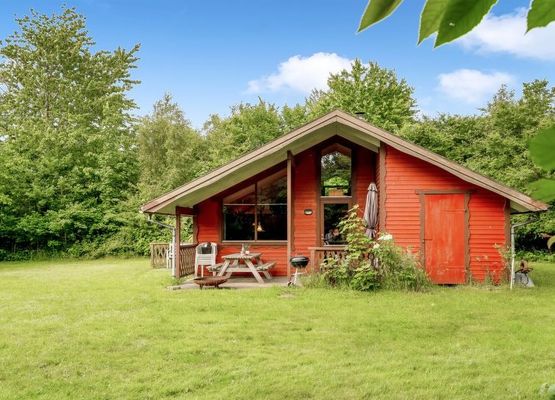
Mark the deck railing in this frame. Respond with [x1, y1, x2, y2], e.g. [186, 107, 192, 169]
[308, 246, 347, 272]
[178, 244, 196, 277]
[150, 242, 170, 268]
[149, 242, 197, 277]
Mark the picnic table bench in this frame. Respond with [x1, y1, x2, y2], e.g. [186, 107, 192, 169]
[215, 252, 275, 284]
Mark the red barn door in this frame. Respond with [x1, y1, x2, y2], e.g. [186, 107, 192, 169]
[423, 194, 467, 284]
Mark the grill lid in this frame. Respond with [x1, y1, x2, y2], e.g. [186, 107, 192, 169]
[290, 255, 309, 268]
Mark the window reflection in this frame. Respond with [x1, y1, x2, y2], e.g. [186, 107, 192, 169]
[223, 170, 287, 241]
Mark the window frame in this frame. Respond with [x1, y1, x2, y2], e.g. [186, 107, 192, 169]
[320, 144, 353, 198]
[221, 171, 288, 244]
[318, 143, 354, 246]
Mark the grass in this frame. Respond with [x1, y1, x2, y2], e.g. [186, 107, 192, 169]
[0, 258, 554, 399]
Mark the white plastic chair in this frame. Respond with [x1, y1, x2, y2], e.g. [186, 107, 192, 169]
[194, 242, 218, 278]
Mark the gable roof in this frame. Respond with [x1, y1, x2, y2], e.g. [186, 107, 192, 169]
[141, 110, 549, 214]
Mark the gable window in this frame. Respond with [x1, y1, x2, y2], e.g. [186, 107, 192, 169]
[223, 170, 287, 241]
[321, 146, 352, 196]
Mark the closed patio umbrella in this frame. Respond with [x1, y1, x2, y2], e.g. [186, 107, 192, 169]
[363, 183, 378, 239]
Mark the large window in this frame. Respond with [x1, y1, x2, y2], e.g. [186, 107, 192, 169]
[223, 170, 287, 241]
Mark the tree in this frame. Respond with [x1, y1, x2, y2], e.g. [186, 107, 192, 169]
[0, 8, 139, 255]
[358, 0, 555, 47]
[469, 81, 555, 191]
[202, 99, 283, 169]
[137, 94, 204, 201]
[280, 104, 310, 133]
[401, 81, 554, 193]
[400, 114, 484, 165]
[306, 60, 417, 132]
[528, 126, 555, 202]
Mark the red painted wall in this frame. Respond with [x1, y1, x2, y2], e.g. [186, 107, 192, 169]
[354, 147, 376, 210]
[383, 146, 507, 281]
[292, 148, 318, 259]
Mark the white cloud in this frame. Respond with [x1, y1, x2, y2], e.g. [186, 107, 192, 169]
[437, 69, 515, 104]
[246, 52, 352, 94]
[458, 8, 555, 61]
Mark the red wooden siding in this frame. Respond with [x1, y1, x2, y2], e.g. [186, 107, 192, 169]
[293, 148, 318, 258]
[383, 145, 507, 282]
[354, 147, 376, 209]
[468, 193, 507, 281]
[196, 198, 221, 243]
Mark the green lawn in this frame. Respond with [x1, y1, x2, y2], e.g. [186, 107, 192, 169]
[0, 259, 554, 399]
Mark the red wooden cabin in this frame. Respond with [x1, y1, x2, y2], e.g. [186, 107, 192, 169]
[141, 110, 548, 284]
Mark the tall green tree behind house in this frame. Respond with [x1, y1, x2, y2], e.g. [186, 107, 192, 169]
[137, 94, 204, 201]
[0, 8, 139, 254]
[202, 100, 283, 169]
[400, 114, 484, 165]
[280, 104, 311, 133]
[307, 60, 417, 132]
[401, 81, 555, 192]
[470, 81, 555, 190]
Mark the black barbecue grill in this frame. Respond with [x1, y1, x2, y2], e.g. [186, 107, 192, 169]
[288, 255, 309, 286]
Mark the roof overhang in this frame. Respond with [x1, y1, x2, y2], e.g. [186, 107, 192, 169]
[141, 110, 549, 215]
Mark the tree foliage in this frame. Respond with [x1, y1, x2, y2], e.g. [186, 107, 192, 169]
[202, 100, 283, 169]
[307, 60, 416, 132]
[137, 94, 204, 201]
[0, 8, 139, 255]
[528, 126, 555, 202]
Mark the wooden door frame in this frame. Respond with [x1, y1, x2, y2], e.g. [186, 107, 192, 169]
[417, 190, 471, 282]
[319, 197, 352, 246]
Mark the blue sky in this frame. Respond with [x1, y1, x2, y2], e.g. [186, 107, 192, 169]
[1, 1, 554, 128]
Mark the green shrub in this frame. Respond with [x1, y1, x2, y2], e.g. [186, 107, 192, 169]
[314, 205, 430, 292]
[372, 236, 430, 291]
[320, 257, 353, 288]
[351, 262, 380, 291]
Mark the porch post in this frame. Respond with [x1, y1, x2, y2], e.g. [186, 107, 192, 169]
[174, 209, 181, 278]
[287, 151, 294, 279]
[192, 214, 199, 244]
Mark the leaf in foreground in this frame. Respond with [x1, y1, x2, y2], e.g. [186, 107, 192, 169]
[529, 125, 555, 172]
[527, 0, 555, 31]
[358, 0, 404, 32]
[418, 0, 447, 44]
[528, 178, 555, 203]
[435, 0, 498, 47]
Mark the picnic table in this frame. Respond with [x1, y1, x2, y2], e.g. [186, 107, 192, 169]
[217, 252, 274, 284]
